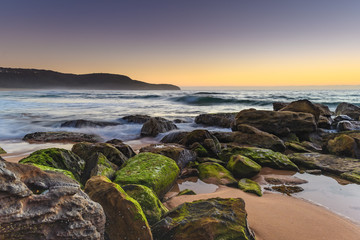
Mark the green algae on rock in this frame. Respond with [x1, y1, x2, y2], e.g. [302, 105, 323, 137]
[178, 189, 197, 196]
[340, 172, 360, 184]
[152, 197, 255, 240]
[0, 146, 6, 154]
[19, 148, 85, 181]
[238, 178, 262, 196]
[198, 162, 237, 185]
[122, 184, 168, 225]
[30, 163, 77, 181]
[227, 155, 261, 178]
[114, 152, 180, 199]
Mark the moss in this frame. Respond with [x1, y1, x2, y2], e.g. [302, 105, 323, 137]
[193, 143, 209, 157]
[30, 163, 78, 181]
[198, 162, 236, 185]
[114, 152, 180, 198]
[197, 157, 226, 165]
[340, 172, 360, 184]
[238, 178, 262, 196]
[285, 142, 310, 153]
[178, 189, 196, 196]
[95, 153, 116, 178]
[0, 146, 6, 154]
[226, 155, 261, 178]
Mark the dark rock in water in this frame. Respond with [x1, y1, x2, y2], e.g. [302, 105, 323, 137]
[326, 133, 360, 158]
[23, 131, 102, 143]
[173, 118, 188, 123]
[226, 155, 261, 179]
[232, 109, 317, 137]
[139, 143, 196, 170]
[84, 176, 153, 240]
[72, 142, 128, 167]
[264, 175, 308, 185]
[60, 119, 120, 128]
[195, 112, 236, 128]
[19, 148, 85, 181]
[106, 139, 136, 158]
[273, 102, 288, 111]
[198, 162, 237, 185]
[335, 102, 360, 120]
[274, 101, 332, 117]
[152, 198, 255, 240]
[279, 99, 321, 122]
[271, 185, 304, 195]
[336, 120, 360, 132]
[0, 160, 105, 240]
[141, 117, 178, 137]
[318, 115, 332, 129]
[160, 131, 189, 144]
[122, 114, 151, 124]
[238, 178, 262, 196]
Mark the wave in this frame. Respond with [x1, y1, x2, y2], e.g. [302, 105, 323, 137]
[171, 95, 272, 106]
[194, 92, 224, 95]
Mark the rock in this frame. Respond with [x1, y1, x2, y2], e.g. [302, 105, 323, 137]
[122, 114, 151, 124]
[318, 115, 332, 129]
[226, 155, 261, 178]
[232, 109, 317, 137]
[305, 169, 322, 175]
[160, 131, 189, 144]
[279, 99, 321, 122]
[84, 176, 153, 240]
[198, 162, 237, 185]
[273, 102, 288, 111]
[227, 124, 286, 151]
[152, 198, 255, 240]
[326, 134, 360, 158]
[180, 129, 221, 157]
[337, 120, 360, 131]
[274, 101, 332, 117]
[139, 143, 196, 170]
[334, 115, 354, 122]
[179, 167, 199, 179]
[190, 142, 209, 157]
[221, 146, 299, 171]
[106, 138, 136, 158]
[238, 178, 262, 196]
[0, 146, 6, 154]
[173, 119, 187, 123]
[60, 119, 120, 128]
[19, 148, 85, 181]
[271, 185, 304, 195]
[264, 175, 308, 185]
[195, 112, 236, 128]
[197, 157, 226, 166]
[122, 184, 168, 225]
[141, 117, 178, 137]
[285, 141, 322, 153]
[178, 189, 196, 196]
[72, 142, 128, 167]
[340, 171, 360, 184]
[114, 152, 180, 199]
[30, 163, 77, 182]
[23, 131, 102, 143]
[335, 102, 360, 120]
[0, 160, 105, 240]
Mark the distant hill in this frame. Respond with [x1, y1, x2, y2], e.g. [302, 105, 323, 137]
[0, 67, 180, 90]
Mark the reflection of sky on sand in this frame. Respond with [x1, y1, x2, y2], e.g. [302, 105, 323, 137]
[172, 177, 218, 194]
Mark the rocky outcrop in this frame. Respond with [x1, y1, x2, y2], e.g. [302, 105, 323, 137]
[152, 198, 255, 240]
[195, 112, 236, 128]
[139, 143, 196, 169]
[141, 117, 178, 137]
[160, 131, 189, 144]
[106, 139, 136, 158]
[19, 148, 85, 181]
[180, 129, 221, 158]
[226, 155, 261, 178]
[279, 99, 321, 122]
[84, 176, 153, 240]
[238, 178, 262, 196]
[114, 152, 180, 198]
[198, 162, 237, 185]
[232, 109, 317, 137]
[23, 131, 102, 143]
[0, 160, 105, 239]
[60, 119, 120, 128]
[326, 134, 360, 158]
[335, 102, 360, 120]
[122, 114, 151, 124]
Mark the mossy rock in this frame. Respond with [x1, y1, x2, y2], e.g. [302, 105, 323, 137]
[198, 162, 237, 185]
[191, 143, 209, 157]
[19, 148, 85, 181]
[238, 178, 262, 196]
[114, 152, 180, 199]
[271, 185, 304, 196]
[0, 147, 6, 154]
[340, 172, 360, 184]
[221, 147, 299, 171]
[123, 184, 168, 225]
[152, 197, 255, 240]
[29, 163, 77, 182]
[227, 155, 261, 178]
[178, 189, 196, 196]
[197, 157, 226, 166]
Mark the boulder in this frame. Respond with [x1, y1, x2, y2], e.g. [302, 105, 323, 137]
[221, 146, 299, 171]
[317, 115, 332, 129]
[197, 157, 226, 166]
[226, 155, 261, 178]
[180, 129, 222, 157]
[106, 138, 136, 158]
[122, 114, 151, 124]
[232, 109, 317, 137]
[264, 175, 308, 185]
[335, 102, 360, 120]
[152, 198, 255, 240]
[60, 119, 120, 128]
[114, 152, 180, 198]
[122, 184, 168, 225]
[0, 160, 105, 240]
[195, 112, 236, 128]
[285, 141, 322, 153]
[279, 99, 321, 122]
[326, 134, 360, 158]
[160, 131, 189, 144]
[30, 163, 77, 182]
[238, 178, 262, 196]
[72, 142, 128, 167]
[198, 162, 237, 185]
[84, 176, 153, 240]
[336, 120, 360, 131]
[274, 101, 332, 117]
[23, 131, 102, 143]
[141, 117, 178, 137]
[271, 185, 304, 195]
[273, 102, 288, 111]
[139, 143, 196, 169]
[19, 148, 85, 181]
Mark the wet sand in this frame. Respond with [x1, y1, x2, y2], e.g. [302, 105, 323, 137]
[164, 186, 360, 240]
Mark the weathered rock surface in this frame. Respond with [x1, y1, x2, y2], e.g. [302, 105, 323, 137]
[160, 131, 189, 144]
[114, 152, 180, 198]
[232, 109, 317, 137]
[180, 129, 221, 158]
[238, 178, 262, 196]
[19, 148, 85, 181]
[141, 117, 178, 137]
[84, 176, 153, 240]
[140, 143, 196, 169]
[264, 175, 308, 185]
[198, 162, 237, 185]
[23, 131, 102, 143]
[279, 99, 321, 122]
[122, 114, 151, 124]
[226, 155, 261, 178]
[123, 184, 168, 225]
[152, 198, 255, 240]
[0, 160, 105, 240]
[271, 185, 304, 195]
[274, 101, 332, 117]
[326, 134, 360, 158]
[335, 102, 360, 120]
[60, 119, 120, 128]
[336, 120, 360, 131]
[106, 138, 136, 158]
[195, 112, 236, 128]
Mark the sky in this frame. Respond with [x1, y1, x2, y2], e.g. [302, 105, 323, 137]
[0, 0, 359, 87]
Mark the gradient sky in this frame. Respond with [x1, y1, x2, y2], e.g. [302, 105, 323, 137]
[1, 0, 359, 86]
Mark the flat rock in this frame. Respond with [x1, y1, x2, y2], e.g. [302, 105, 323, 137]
[195, 112, 236, 128]
[264, 174, 308, 185]
[23, 131, 102, 143]
[335, 102, 360, 120]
